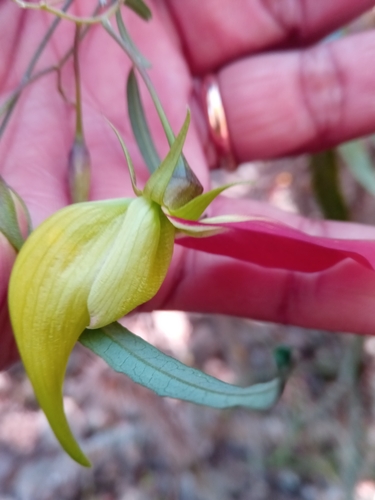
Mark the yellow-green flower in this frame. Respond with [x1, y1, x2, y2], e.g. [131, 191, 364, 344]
[8, 112, 227, 466]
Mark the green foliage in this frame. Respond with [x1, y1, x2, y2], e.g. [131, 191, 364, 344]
[80, 322, 290, 410]
[127, 69, 160, 173]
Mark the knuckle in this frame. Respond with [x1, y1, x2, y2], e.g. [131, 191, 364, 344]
[261, 0, 306, 41]
[299, 43, 345, 141]
[276, 270, 299, 326]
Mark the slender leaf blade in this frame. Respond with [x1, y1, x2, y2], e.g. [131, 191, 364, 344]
[126, 70, 203, 206]
[127, 69, 160, 173]
[80, 322, 286, 410]
[113, 12, 203, 206]
[116, 11, 151, 68]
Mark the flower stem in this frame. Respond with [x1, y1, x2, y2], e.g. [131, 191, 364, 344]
[0, 0, 74, 138]
[102, 15, 176, 147]
[73, 25, 84, 141]
[11, 0, 122, 25]
[68, 24, 91, 203]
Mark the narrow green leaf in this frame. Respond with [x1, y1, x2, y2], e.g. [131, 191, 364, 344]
[127, 69, 160, 173]
[0, 177, 28, 251]
[124, 0, 152, 20]
[144, 111, 191, 204]
[80, 322, 287, 410]
[116, 11, 150, 69]
[310, 150, 349, 221]
[126, 70, 202, 204]
[339, 140, 375, 198]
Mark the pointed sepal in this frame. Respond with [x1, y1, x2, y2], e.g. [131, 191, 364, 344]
[143, 111, 191, 205]
[167, 183, 238, 221]
[106, 119, 142, 196]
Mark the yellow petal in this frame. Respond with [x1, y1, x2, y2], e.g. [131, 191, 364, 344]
[8, 198, 131, 466]
[88, 196, 175, 328]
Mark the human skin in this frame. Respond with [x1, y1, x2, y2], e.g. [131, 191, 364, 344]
[1, 0, 375, 368]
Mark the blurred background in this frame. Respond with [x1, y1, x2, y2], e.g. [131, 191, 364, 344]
[2, 8, 375, 500]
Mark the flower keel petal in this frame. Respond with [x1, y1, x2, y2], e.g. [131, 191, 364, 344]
[9, 199, 131, 466]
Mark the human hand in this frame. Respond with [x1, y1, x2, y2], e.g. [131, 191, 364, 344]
[1, 0, 375, 369]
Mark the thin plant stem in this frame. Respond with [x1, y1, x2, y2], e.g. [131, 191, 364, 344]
[102, 16, 176, 146]
[54, 12, 100, 103]
[23, 0, 74, 81]
[68, 22, 91, 203]
[73, 25, 84, 140]
[12, 0, 122, 25]
[0, 0, 103, 138]
[0, 0, 74, 138]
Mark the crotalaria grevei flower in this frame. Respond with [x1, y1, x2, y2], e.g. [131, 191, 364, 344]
[7, 113, 375, 465]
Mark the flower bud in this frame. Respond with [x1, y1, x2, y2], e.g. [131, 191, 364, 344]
[68, 137, 91, 203]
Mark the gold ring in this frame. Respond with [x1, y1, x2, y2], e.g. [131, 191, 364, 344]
[202, 75, 237, 171]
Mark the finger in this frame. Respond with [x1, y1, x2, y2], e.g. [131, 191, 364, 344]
[217, 31, 375, 161]
[209, 196, 375, 240]
[166, 252, 375, 336]
[151, 197, 375, 335]
[165, 0, 375, 73]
